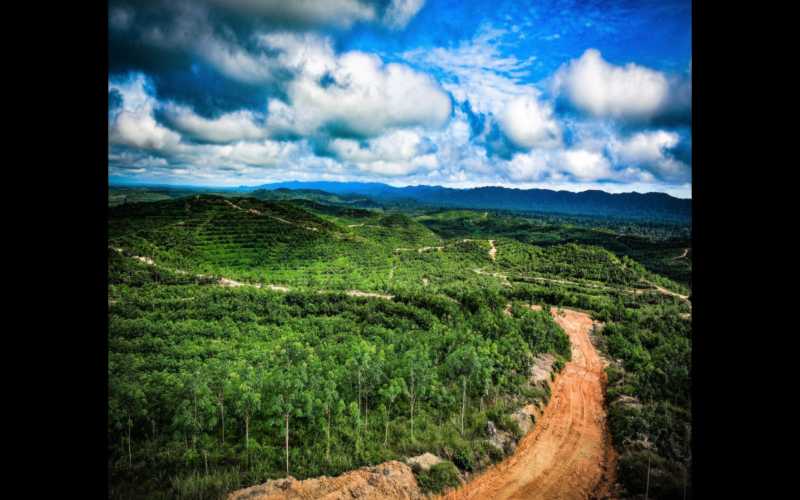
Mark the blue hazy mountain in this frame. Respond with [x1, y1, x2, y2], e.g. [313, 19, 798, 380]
[240, 181, 691, 221]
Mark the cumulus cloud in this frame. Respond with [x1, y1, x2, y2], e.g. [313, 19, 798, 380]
[552, 49, 669, 120]
[559, 149, 613, 181]
[503, 148, 612, 183]
[326, 129, 438, 176]
[612, 130, 678, 163]
[608, 130, 689, 181]
[108, 75, 182, 151]
[161, 104, 265, 143]
[199, 140, 299, 168]
[264, 36, 451, 138]
[109, 72, 302, 176]
[497, 96, 561, 150]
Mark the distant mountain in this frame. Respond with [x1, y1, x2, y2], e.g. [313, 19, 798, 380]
[240, 181, 692, 222]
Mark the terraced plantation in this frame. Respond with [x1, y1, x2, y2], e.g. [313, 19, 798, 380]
[108, 192, 692, 499]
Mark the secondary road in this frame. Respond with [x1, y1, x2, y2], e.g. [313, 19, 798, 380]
[439, 307, 617, 500]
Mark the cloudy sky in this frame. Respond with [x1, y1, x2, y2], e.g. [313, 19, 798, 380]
[108, 0, 692, 198]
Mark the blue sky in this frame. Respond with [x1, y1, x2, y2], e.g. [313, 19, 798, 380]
[108, 0, 692, 198]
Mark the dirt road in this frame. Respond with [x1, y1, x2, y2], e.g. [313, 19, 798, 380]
[440, 307, 617, 500]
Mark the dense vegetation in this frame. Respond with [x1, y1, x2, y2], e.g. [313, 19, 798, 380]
[108, 191, 691, 499]
[416, 209, 691, 289]
[602, 307, 692, 499]
[109, 281, 568, 498]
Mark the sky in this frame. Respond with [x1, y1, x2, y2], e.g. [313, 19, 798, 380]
[108, 0, 692, 198]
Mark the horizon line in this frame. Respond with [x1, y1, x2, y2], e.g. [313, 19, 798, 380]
[108, 178, 693, 200]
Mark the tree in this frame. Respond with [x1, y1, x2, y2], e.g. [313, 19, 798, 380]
[109, 355, 148, 468]
[230, 362, 261, 452]
[445, 344, 490, 436]
[173, 369, 217, 458]
[267, 340, 313, 477]
[205, 357, 235, 445]
[379, 377, 406, 446]
[399, 346, 432, 441]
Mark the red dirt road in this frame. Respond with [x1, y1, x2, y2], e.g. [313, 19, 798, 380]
[440, 307, 617, 500]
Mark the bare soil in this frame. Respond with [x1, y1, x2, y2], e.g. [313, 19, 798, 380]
[228, 461, 422, 500]
[347, 290, 395, 300]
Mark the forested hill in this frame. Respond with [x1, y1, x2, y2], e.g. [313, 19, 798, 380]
[241, 181, 691, 222]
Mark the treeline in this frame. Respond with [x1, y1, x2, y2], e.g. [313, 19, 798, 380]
[108, 284, 569, 498]
[601, 306, 692, 499]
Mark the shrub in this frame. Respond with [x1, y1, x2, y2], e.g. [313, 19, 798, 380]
[618, 450, 688, 500]
[414, 461, 462, 494]
[169, 468, 242, 499]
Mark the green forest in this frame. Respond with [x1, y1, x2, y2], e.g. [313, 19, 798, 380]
[108, 190, 691, 499]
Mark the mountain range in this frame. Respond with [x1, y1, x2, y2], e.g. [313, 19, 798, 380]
[236, 181, 691, 222]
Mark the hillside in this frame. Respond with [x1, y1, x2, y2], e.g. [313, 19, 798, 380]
[108, 195, 692, 499]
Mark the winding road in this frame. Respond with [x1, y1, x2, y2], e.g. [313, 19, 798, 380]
[440, 307, 617, 500]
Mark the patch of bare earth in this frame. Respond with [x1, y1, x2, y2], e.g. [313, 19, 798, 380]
[227, 461, 422, 500]
[439, 307, 618, 500]
[406, 452, 444, 472]
[347, 290, 395, 300]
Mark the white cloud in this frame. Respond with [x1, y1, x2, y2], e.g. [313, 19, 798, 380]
[503, 148, 612, 182]
[108, 73, 299, 171]
[264, 37, 451, 138]
[111, 111, 182, 150]
[206, 140, 299, 167]
[327, 129, 439, 176]
[497, 96, 561, 149]
[108, 75, 182, 151]
[560, 149, 613, 181]
[552, 49, 669, 120]
[162, 104, 265, 143]
[612, 130, 678, 163]
[384, 0, 426, 30]
[609, 130, 689, 181]
[505, 150, 552, 182]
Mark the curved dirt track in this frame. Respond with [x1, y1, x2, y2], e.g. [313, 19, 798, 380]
[440, 307, 617, 500]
